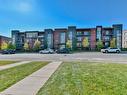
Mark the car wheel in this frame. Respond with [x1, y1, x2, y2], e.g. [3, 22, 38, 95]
[105, 50, 108, 53]
[116, 50, 120, 53]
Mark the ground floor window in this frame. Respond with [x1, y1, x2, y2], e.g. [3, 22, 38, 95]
[59, 45, 66, 49]
[77, 43, 82, 47]
[104, 42, 109, 47]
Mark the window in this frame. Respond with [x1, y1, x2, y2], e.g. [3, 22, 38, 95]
[68, 31, 73, 40]
[47, 34, 52, 48]
[26, 33, 38, 38]
[125, 33, 127, 36]
[12, 35, 16, 44]
[125, 37, 127, 40]
[104, 36, 110, 41]
[38, 35, 44, 38]
[84, 32, 90, 35]
[60, 45, 65, 49]
[105, 31, 110, 35]
[77, 37, 82, 41]
[21, 36, 24, 43]
[97, 28, 102, 40]
[117, 30, 121, 36]
[60, 32, 65, 43]
[77, 43, 82, 47]
[105, 42, 109, 47]
[68, 31, 73, 48]
[77, 32, 82, 35]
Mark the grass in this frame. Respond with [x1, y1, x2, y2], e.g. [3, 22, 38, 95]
[0, 61, 18, 66]
[37, 62, 127, 95]
[0, 61, 49, 92]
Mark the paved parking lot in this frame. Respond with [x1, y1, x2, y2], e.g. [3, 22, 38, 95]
[0, 52, 127, 63]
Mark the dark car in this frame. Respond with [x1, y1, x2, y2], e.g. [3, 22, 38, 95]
[1, 49, 16, 54]
[56, 48, 70, 54]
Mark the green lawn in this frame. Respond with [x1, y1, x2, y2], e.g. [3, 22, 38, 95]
[0, 61, 49, 92]
[0, 61, 18, 66]
[37, 62, 127, 95]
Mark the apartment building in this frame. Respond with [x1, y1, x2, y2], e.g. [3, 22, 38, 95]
[11, 24, 123, 50]
[0, 35, 11, 50]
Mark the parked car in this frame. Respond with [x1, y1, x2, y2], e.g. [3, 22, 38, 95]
[39, 48, 54, 54]
[101, 47, 121, 53]
[1, 49, 16, 54]
[56, 48, 70, 54]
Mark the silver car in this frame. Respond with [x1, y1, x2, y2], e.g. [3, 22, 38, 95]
[39, 49, 54, 54]
[101, 47, 121, 53]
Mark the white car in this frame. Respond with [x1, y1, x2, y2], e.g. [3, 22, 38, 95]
[101, 47, 121, 53]
[39, 49, 54, 54]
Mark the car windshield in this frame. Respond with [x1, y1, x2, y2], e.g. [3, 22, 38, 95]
[47, 48, 51, 50]
[107, 47, 111, 49]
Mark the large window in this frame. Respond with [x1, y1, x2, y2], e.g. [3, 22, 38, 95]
[69, 31, 73, 40]
[26, 33, 38, 38]
[12, 35, 16, 44]
[60, 32, 65, 43]
[97, 28, 101, 41]
[116, 30, 121, 48]
[68, 31, 73, 48]
[47, 34, 52, 48]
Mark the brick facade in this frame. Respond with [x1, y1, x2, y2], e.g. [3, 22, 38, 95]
[0, 35, 11, 50]
[90, 29, 96, 50]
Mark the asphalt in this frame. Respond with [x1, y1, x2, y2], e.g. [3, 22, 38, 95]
[0, 52, 127, 63]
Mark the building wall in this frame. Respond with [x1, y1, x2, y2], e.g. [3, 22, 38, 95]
[12, 30, 45, 50]
[44, 29, 54, 49]
[90, 29, 96, 50]
[68, 26, 77, 50]
[53, 30, 60, 49]
[112, 24, 123, 48]
[102, 28, 113, 48]
[0, 36, 11, 50]
[11, 24, 123, 50]
[122, 30, 127, 48]
[54, 29, 67, 49]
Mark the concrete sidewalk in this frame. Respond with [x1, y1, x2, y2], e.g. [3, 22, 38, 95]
[0, 61, 31, 71]
[0, 61, 62, 95]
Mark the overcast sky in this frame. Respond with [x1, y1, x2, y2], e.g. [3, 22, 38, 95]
[0, 0, 127, 37]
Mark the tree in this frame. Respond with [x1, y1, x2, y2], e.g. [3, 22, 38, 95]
[96, 40, 104, 51]
[82, 37, 89, 48]
[66, 39, 72, 49]
[33, 39, 41, 51]
[110, 38, 116, 48]
[1, 41, 8, 50]
[23, 42, 29, 51]
[7, 42, 16, 50]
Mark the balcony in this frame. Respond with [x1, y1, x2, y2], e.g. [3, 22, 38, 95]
[76, 32, 90, 36]
[105, 33, 113, 36]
